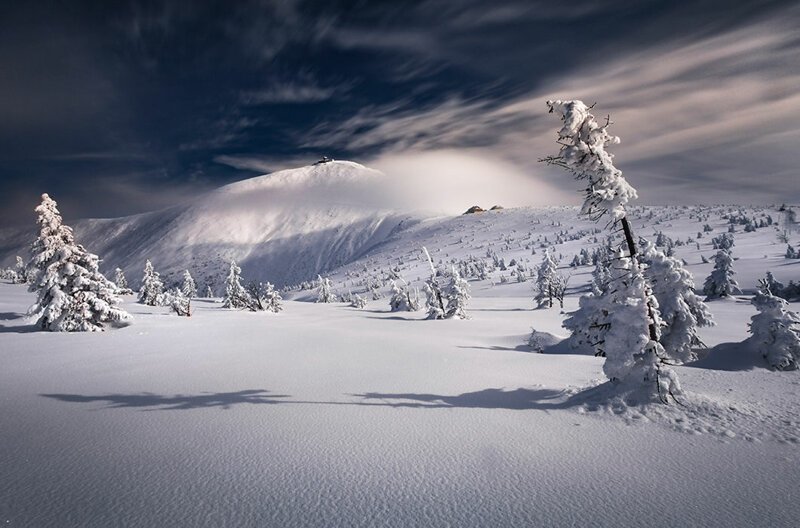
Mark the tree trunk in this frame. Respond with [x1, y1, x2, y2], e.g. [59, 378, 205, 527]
[621, 215, 659, 342]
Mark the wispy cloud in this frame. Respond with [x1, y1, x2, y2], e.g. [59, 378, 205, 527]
[214, 153, 319, 173]
[240, 74, 351, 105]
[303, 13, 800, 204]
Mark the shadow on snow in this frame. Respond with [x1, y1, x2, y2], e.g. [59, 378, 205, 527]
[40, 389, 290, 411]
[41, 383, 649, 412]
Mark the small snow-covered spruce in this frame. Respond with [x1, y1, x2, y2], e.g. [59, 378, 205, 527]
[113, 268, 134, 295]
[758, 272, 786, 300]
[161, 287, 191, 317]
[749, 290, 800, 370]
[640, 240, 714, 363]
[204, 284, 214, 298]
[444, 266, 471, 319]
[246, 281, 283, 312]
[389, 280, 420, 312]
[14, 256, 28, 284]
[534, 248, 561, 308]
[222, 260, 251, 309]
[138, 260, 164, 306]
[316, 275, 338, 303]
[422, 246, 446, 319]
[350, 292, 368, 309]
[702, 249, 740, 300]
[181, 270, 197, 299]
[27, 193, 131, 331]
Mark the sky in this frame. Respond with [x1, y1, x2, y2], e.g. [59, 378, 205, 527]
[1, 0, 798, 225]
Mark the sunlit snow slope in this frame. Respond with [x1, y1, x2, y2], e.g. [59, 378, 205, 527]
[0, 161, 418, 288]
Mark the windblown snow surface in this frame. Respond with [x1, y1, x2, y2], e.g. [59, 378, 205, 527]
[1, 164, 800, 527]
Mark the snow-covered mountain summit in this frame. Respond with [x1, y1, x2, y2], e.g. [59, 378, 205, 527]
[0, 160, 419, 288]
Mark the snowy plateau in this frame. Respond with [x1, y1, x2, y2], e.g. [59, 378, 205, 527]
[1, 161, 799, 527]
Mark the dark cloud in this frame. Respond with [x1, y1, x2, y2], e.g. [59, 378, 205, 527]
[0, 0, 798, 226]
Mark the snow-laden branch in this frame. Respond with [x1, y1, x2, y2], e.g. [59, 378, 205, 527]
[544, 100, 638, 222]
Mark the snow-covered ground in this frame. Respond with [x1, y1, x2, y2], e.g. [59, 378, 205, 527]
[2, 162, 799, 526]
[1, 281, 798, 527]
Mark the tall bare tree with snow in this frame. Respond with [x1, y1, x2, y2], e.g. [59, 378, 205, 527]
[544, 100, 678, 399]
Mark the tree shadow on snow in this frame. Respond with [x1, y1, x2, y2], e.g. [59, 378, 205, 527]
[40, 389, 291, 411]
[458, 344, 536, 353]
[354, 382, 661, 411]
[470, 308, 530, 312]
[354, 387, 585, 410]
[0, 313, 39, 333]
[364, 315, 420, 322]
[687, 341, 767, 372]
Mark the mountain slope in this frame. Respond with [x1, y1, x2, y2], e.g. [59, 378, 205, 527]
[0, 161, 420, 288]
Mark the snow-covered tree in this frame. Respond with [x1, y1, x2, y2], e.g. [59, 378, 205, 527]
[444, 266, 470, 319]
[204, 284, 214, 298]
[13, 256, 28, 284]
[596, 251, 679, 395]
[246, 281, 283, 312]
[640, 241, 714, 363]
[27, 193, 131, 331]
[350, 293, 368, 309]
[749, 291, 800, 370]
[543, 100, 637, 224]
[113, 268, 134, 295]
[759, 271, 785, 297]
[181, 270, 197, 299]
[422, 246, 446, 319]
[545, 101, 678, 399]
[316, 275, 337, 303]
[703, 249, 740, 300]
[138, 259, 164, 306]
[161, 287, 191, 317]
[222, 260, 251, 309]
[534, 248, 559, 308]
[389, 280, 420, 312]
[590, 253, 611, 296]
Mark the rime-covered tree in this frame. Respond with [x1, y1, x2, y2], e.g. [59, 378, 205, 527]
[444, 267, 471, 319]
[640, 240, 714, 363]
[138, 260, 164, 306]
[162, 287, 191, 316]
[389, 280, 420, 312]
[204, 284, 215, 298]
[222, 260, 251, 309]
[27, 193, 131, 331]
[246, 281, 283, 312]
[113, 268, 134, 295]
[544, 100, 676, 398]
[590, 251, 611, 296]
[350, 293, 368, 309]
[749, 291, 800, 370]
[759, 272, 785, 297]
[13, 256, 28, 284]
[422, 247, 446, 319]
[316, 275, 337, 303]
[534, 249, 559, 308]
[597, 251, 679, 396]
[181, 270, 197, 298]
[703, 249, 740, 300]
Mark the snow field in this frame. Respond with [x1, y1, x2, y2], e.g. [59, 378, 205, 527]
[1, 284, 798, 527]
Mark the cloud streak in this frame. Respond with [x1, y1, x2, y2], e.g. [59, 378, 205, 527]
[305, 11, 800, 204]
